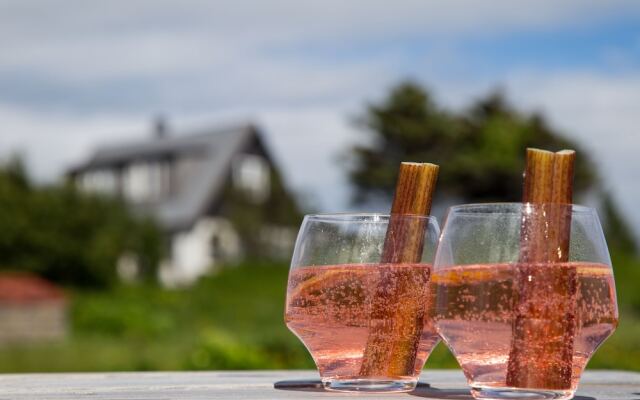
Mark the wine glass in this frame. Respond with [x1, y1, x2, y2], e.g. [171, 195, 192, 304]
[433, 203, 618, 400]
[284, 213, 440, 392]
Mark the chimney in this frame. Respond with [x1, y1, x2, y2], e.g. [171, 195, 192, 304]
[153, 115, 168, 139]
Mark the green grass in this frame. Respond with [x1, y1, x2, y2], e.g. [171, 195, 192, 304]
[0, 261, 312, 372]
[586, 309, 640, 370]
[0, 259, 638, 372]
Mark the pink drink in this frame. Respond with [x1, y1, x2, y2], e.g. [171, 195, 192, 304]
[434, 262, 618, 394]
[285, 263, 439, 382]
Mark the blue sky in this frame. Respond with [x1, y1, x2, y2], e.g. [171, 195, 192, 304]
[0, 0, 639, 234]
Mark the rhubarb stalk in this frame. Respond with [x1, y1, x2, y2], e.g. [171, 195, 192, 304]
[359, 162, 439, 378]
[506, 148, 577, 390]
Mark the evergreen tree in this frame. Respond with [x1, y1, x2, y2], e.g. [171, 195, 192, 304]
[348, 81, 596, 203]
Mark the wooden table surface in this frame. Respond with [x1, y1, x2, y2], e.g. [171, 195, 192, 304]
[0, 370, 638, 399]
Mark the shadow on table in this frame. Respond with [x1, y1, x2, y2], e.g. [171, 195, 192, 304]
[273, 380, 432, 393]
[274, 379, 324, 392]
[409, 387, 597, 400]
[409, 386, 472, 399]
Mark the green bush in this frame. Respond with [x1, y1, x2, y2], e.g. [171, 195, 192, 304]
[0, 158, 163, 287]
[53, 261, 312, 371]
[186, 328, 273, 370]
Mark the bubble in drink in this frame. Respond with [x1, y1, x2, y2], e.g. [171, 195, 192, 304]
[434, 262, 618, 393]
[285, 263, 440, 381]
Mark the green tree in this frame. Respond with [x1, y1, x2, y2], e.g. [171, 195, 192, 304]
[348, 81, 597, 204]
[0, 159, 163, 287]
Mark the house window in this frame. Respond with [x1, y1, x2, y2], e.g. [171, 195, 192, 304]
[123, 162, 152, 202]
[122, 161, 173, 203]
[80, 170, 117, 195]
[232, 154, 270, 202]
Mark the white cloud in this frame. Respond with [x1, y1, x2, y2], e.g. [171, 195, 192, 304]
[3, 1, 638, 43]
[2, 1, 639, 88]
[0, 104, 147, 180]
[2, 33, 236, 83]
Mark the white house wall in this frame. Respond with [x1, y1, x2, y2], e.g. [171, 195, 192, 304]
[159, 217, 241, 286]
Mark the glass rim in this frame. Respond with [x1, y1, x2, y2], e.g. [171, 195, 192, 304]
[447, 202, 595, 215]
[303, 212, 437, 223]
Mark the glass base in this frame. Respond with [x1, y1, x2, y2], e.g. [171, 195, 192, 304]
[323, 378, 417, 393]
[471, 386, 575, 400]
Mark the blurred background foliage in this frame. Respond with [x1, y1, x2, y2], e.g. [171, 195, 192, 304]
[0, 156, 163, 287]
[0, 81, 638, 372]
[351, 81, 595, 203]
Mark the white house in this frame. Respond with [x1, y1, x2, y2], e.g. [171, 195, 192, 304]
[68, 121, 299, 286]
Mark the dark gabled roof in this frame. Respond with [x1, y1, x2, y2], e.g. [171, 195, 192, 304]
[79, 133, 210, 169]
[69, 122, 261, 231]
